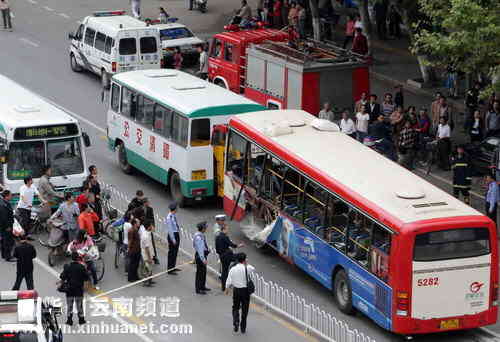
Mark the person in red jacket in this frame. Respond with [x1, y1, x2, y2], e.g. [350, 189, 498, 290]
[77, 203, 99, 237]
[351, 28, 368, 56]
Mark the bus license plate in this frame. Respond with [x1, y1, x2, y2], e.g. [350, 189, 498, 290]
[192, 170, 207, 180]
[440, 319, 459, 330]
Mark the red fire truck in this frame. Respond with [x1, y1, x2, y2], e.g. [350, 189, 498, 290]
[208, 27, 370, 115]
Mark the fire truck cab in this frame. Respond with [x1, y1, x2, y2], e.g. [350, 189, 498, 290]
[208, 27, 288, 93]
[208, 27, 370, 116]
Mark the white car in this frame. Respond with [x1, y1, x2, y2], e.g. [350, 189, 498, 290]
[152, 20, 204, 67]
[0, 290, 63, 342]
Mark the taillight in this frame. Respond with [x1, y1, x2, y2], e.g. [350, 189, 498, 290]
[492, 283, 498, 306]
[112, 62, 117, 72]
[18, 290, 38, 299]
[191, 188, 206, 196]
[396, 291, 409, 316]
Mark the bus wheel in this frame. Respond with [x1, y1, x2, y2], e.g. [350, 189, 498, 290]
[334, 269, 355, 315]
[101, 70, 110, 89]
[70, 53, 82, 72]
[117, 143, 132, 174]
[169, 172, 187, 208]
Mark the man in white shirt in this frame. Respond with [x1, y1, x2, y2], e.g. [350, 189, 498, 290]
[197, 45, 208, 80]
[225, 253, 255, 334]
[140, 222, 155, 287]
[340, 110, 356, 138]
[437, 117, 452, 171]
[318, 102, 334, 122]
[17, 176, 45, 238]
[355, 106, 370, 142]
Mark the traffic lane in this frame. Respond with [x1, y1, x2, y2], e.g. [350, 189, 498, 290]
[30, 233, 309, 342]
[0, 257, 146, 342]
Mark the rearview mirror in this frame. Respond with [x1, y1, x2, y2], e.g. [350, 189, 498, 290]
[82, 132, 91, 147]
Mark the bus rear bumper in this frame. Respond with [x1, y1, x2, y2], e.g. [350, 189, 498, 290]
[393, 309, 498, 335]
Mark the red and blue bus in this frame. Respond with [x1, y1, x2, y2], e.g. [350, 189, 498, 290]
[222, 109, 498, 335]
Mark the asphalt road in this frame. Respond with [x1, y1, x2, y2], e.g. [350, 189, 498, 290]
[0, 0, 497, 341]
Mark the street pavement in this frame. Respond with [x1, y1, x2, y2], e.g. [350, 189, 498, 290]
[0, 0, 498, 341]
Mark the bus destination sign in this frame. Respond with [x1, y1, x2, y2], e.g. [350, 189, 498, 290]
[14, 124, 79, 140]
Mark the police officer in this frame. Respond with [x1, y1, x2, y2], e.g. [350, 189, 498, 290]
[451, 145, 472, 204]
[216, 223, 244, 291]
[213, 214, 226, 237]
[193, 221, 210, 295]
[166, 202, 181, 274]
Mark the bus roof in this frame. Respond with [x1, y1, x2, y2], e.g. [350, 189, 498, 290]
[84, 14, 148, 35]
[229, 110, 482, 228]
[0, 75, 78, 134]
[112, 70, 265, 117]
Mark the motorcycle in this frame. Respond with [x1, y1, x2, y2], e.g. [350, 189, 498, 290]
[40, 219, 70, 267]
[194, 0, 207, 13]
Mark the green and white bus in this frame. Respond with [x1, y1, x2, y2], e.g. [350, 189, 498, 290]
[0, 74, 91, 203]
[106, 69, 265, 206]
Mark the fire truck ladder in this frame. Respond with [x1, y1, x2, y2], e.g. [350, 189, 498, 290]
[239, 54, 247, 93]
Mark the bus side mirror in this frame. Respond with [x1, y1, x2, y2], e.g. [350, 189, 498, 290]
[0, 144, 7, 164]
[82, 132, 91, 147]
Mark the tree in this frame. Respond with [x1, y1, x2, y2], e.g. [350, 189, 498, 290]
[411, 0, 500, 95]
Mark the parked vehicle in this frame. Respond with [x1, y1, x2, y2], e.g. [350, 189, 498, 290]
[464, 136, 500, 175]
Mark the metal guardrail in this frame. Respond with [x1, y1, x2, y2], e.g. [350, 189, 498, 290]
[101, 183, 377, 342]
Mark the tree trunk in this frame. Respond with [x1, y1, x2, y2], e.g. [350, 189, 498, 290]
[309, 0, 321, 41]
[358, 0, 373, 55]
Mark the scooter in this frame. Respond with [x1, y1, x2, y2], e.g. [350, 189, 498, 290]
[194, 0, 207, 13]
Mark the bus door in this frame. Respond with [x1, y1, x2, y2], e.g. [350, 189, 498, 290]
[211, 124, 228, 198]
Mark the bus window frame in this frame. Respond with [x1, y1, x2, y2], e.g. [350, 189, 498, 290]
[111, 83, 121, 113]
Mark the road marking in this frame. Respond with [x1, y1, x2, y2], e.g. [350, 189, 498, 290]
[19, 37, 39, 47]
[34, 258, 154, 342]
[58, 13, 70, 19]
[43, 6, 54, 11]
[27, 0, 38, 3]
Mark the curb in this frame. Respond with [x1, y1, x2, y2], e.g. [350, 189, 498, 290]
[371, 71, 467, 113]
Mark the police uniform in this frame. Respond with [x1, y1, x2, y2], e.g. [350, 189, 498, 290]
[216, 229, 237, 291]
[166, 203, 180, 274]
[451, 152, 472, 204]
[193, 222, 210, 294]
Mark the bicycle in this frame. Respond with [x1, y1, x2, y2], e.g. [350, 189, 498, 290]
[100, 186, 119, 237]
[31, 204, 52, 235]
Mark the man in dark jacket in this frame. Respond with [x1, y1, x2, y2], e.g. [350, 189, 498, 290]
[367, 94, 382, 123]
[215, 224, 243, 291]
[0, 190, 15, 261]
[61, 252, 89, 326]
[12, 235, 36, 290]
[451, 145, 472, 204]
[127, 190, 145, 213]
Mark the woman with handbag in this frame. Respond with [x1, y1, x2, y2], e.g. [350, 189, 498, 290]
[225, 253, 255, 334]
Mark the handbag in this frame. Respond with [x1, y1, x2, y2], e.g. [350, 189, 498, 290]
[245, 265, 255, 295]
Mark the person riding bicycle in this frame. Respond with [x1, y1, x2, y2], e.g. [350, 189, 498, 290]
[38, 165, 64, 208]
[49, 193, 80, 242]
[67, 230, 99, 290]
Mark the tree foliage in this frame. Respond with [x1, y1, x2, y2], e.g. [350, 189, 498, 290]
[411, 0, 500, 93]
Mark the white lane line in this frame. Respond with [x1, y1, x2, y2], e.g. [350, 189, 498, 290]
[34, 258, 155, 342]
[58, 13, 70, 19]
[43, 6, 54, 11]
[19, 37, 39, 47]
[27, 0, 38, 3]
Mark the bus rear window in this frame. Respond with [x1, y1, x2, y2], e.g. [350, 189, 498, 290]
[119, 38, 137, 55]
[190, 119, 210, 147]
[414, 228, 490, 262]
[140, 37, 157, 54]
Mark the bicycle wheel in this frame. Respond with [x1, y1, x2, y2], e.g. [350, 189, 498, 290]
[114, 242, 121, 269]
[95, 258, 105, 281]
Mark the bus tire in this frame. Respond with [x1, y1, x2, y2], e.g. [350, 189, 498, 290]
[70, 53, 82, 72]
[117, 143, 133, 174]
[169, 171, 187, 208]
[334, 269, 355, 315]
[101, 69, 110, 90]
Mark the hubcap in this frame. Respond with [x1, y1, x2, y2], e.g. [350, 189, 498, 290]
[337, 279, 348, 305]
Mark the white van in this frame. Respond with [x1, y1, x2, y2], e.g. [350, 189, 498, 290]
[68, 11, 161, 88]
